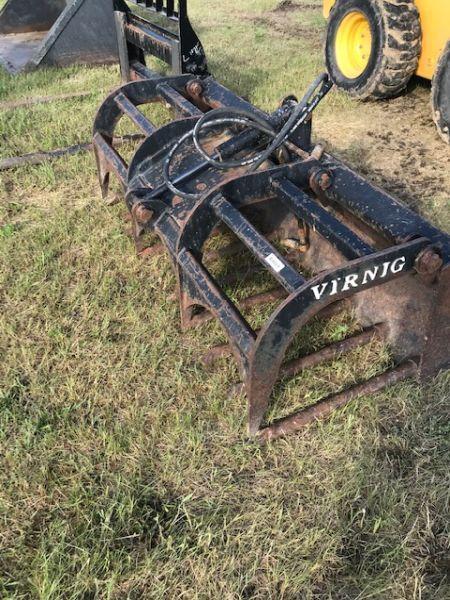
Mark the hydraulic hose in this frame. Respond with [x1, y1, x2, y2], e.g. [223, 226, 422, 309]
[160, 73, 332, 201]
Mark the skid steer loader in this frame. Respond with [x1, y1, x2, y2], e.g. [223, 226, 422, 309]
[323, 0, 450, 143]
[92, 1, 449, 441]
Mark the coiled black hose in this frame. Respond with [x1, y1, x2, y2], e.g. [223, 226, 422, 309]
[163, 73, 332, 201]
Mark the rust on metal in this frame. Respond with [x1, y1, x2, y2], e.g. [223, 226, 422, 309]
[281, 323, 387, 379]
[414, 247, 443, 284]
[257, 361, 418, 442]
[132, 202, 154, 225]
[138, 243, 165, 259]
[202, 299, 349, 368]
[186, 79, 204, 98]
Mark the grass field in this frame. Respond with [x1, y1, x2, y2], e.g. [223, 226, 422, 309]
[0, 0, 449, 598]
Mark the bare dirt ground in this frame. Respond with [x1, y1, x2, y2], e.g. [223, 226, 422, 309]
[321, 87, 450, 226]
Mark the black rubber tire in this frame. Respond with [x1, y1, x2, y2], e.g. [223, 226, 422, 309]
[325, 0, 421, 100]
[431, 41, 450, 144]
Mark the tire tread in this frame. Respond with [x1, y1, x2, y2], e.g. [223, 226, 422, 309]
[327, 0, 422, 100]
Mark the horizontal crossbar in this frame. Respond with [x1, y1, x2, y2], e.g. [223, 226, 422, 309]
[115, 92, 156, 136]
[211, 195, 305, 293]
[156, 82, 202, 117]
[258, 361, 418, 441]
[125, 17, 178, 67]
[273, 179, 375, 260]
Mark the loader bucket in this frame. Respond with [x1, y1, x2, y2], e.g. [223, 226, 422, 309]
[0, 0, 120, 73]
[93, 73, 450, 441]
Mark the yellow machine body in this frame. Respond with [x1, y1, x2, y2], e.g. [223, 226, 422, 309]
[323, 0, 450, 80]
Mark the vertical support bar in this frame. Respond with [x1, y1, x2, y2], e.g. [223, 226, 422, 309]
[115, 11, 131, 83]
[178, 0, 187, 18]
[166, 0, 175, 17]
[171, 40, 181, 75]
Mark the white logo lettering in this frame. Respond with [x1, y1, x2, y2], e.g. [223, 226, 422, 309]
[380, 261, 391, 278]
[390, 256, 406, 274]
[311, 282, 329, 300]
[329, 277, 340, 295]
[310, 256, 407, 301]
[341, 273, 358, 291]
[361, 265, 379, 285]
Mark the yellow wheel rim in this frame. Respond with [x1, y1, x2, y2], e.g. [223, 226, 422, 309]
[335, 11, 372, 79]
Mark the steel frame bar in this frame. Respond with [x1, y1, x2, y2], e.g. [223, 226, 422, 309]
[273, 179, 375, 259]
[114, 92, 156, 136]
[115, 0, 209, 80]
[257, 361, 418, 441]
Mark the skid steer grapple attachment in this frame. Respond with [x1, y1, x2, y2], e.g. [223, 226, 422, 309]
[93, 73, 450, 441]
[114, 0, 209, 82]
[0, 0, 120, 73]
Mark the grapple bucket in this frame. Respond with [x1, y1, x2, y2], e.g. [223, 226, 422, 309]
[93, 73, 450, 441]
[115, 0, 209, 82]
[0, 0, 120, 73]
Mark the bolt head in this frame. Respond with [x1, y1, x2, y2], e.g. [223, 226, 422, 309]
[186, 80, 204, 96]
[132, 203, 154, 225]
[415, 248, 443, 275]
[319, 172, 332, 190]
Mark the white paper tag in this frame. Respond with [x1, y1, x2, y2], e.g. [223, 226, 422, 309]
[265, 253, 285, 273]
